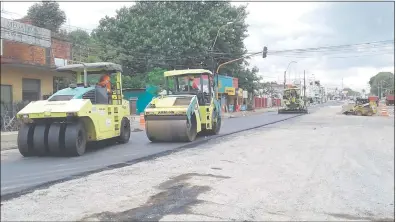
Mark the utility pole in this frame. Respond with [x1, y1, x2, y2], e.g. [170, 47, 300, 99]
[303, 70, 306, 107]
[284, 61, 297, 89]
[341, 78, 344, 99]
[341, 78, 344, 90]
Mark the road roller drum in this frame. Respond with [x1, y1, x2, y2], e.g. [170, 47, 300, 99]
[145, 116, 197, 142]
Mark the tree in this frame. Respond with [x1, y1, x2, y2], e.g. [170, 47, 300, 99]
[257, 81, 280, 97]
[68, 29, 100, 63]
[146, 68, 167, 87]
[342, 87, 360, 97]
[68, 29, 91, 45]
[92, 1, 249, 76]
[234, 66, 262, 93]
[26, 1, 66, 32]
[122, 75, 145, 89]
[368, 72, 394, 96]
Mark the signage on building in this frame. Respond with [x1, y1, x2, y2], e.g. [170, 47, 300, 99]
[225, 87, 235, 95]
[1, 17, 51, 48]
[237, 88, 243, 97]
[243, 90, 248, 98]
[54, 58, 68, 67]
[216, 75, 233, 93]
[232, 78, 238, 88]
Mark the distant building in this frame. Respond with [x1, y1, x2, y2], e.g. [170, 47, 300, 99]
[1, 17, 72, 114]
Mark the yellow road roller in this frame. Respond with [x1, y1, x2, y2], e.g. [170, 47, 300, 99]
[16, 62, 131, 157]
[342, 98, 375, 116]
[144, 69, 222, 142]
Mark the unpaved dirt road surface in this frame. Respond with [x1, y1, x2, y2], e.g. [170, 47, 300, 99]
[1, 105, 394, 221]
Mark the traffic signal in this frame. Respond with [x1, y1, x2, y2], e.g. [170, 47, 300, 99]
[262, 46, 268, 58]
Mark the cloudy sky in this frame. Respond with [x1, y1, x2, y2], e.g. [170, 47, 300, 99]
[2, 1, 394, 92]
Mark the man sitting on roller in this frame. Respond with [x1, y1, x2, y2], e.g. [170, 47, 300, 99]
[97, 73, 111, 94]
[184, 76, 199, 91]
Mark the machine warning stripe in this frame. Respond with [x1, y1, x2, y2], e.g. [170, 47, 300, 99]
[145, 115, 187, 121]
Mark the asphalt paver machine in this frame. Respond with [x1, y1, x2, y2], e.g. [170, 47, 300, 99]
[278, 86, 309, 114]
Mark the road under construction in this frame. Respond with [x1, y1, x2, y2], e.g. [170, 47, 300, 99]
[1, 103, 329, 200]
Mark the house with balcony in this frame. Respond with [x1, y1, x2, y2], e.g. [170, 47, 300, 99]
[1, 17, 72, 114]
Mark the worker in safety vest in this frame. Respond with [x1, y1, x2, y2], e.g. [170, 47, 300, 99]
[183, 76, 199, 91]
[97, 73, 111, 93]
[188, 76, 199, 90]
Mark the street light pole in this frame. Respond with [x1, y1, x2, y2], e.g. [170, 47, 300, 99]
[210, 21, 235, 105]
[210, 21, 234, 74]
[284, 61, 297, 89]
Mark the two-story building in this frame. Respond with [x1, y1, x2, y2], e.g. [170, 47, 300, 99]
[1, 17, 72, 114]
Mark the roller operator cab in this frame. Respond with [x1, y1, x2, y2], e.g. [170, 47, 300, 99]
[278, 87, 309, 114]
[16, 62, 131, 157]
[144, 69, 222, 142]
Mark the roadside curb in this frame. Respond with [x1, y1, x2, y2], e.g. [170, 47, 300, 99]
[1, 146, 18, 151]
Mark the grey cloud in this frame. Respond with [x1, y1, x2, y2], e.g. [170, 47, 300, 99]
[302, 2, 394, 44]
[246, 2, 394, 84]
[298, 2, 395, 71]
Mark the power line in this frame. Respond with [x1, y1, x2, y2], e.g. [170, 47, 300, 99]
[268, 40, 394, 54]
[2, 24, 394, 63]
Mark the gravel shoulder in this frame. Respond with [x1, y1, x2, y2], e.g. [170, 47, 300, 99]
[1, 105, 394, 221]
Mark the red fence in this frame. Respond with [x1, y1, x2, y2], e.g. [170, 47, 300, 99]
[253, 97, 281, 109]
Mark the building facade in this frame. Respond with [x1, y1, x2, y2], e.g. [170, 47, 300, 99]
[1, 17, 72, 115]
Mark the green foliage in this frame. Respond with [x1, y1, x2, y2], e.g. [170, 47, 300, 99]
[368, 72, 394, 95]
[146, 68, 167, 86]
[67, 29, 101, 63]
[234, 66, 262, 93]
[26, 1, 66, 32]
[342, 87, 360, 97]
[91, 1, 250, 76]
[122, 75, 145, 89]
[68, 29, 92, 45]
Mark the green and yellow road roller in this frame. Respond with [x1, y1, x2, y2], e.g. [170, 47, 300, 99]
[144, 69, 222, 142]
[16, 62, 131, 157]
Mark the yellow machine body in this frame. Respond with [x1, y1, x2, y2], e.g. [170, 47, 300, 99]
[278, 87, 308, 114]
[16, 62, 131, 157]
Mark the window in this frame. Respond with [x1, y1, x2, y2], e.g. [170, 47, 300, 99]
[1, 85, 13, 115]
[48, 95, 74, 101]
[22, 78, 41, 102]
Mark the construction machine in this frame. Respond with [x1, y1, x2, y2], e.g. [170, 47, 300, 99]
[278, 87, 309, 114]
[385, 89, 395, 106]
[144, 69, 221, 142]
[342, 98, 375, 116]
[16, 62, 131, 157]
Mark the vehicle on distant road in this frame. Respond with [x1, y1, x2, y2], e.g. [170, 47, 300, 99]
[385, 89, 395, 106]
